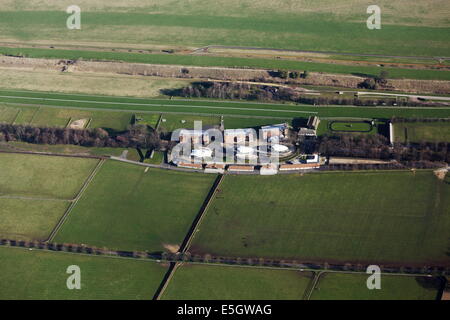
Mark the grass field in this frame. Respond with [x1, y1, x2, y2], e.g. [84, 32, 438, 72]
[0, 198, 69, 241]
[329, 120, 373, 132]
[394, 121, 450, 143]
[162, 264, 313, 300]
[0, 153, 98, 241]
[0, 0, 449, 59]
[159, 113, 221, 132]
[0, 68, 191, 99]
[310, 272, 441, 300]
[3, 104, 130, 132]
[0, 153, 98, 199]
[0, 103, 134, 130]
[224, 116, 292, 129]
[0, 246, 167, 299]
[0, 141, 128, 157]
[190, 171, 450, 264]
[134, 113, 161, 128]
[144, 151, 165, 165]
[54, 161, 217, 252]
[1, 89, 449, 120]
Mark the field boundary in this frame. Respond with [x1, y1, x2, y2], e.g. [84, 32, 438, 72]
[153, 174, 224, 300]
[45, 159, 105, 242]
[1, 239, 448, 275]
[181, 174, 225, 253]
[0, 149, 106, 160]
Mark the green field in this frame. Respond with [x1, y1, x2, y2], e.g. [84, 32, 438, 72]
[0, 153, 98, 241]
[54, 161, 216, 252]
[224, 116, 292, 129]
[310, 272, 441, 300]
[0, 153, 98, 199]
[144, 151, 165, 165]
[394, 121, 450, 143]
[190, 171, 450, 264]
[0, 104, 133, 130]
[0, 141, 128, 157]
[0, 1, 449, 59]
[162, 264, 313, 300]
[0, 198, 69, 241]
[0, 246, 167, 299]
[159, 113, 221, 132]
[1, 89, 449, 120]
[134, 113, 161, 128]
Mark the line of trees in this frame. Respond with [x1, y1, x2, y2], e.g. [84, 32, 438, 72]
[316, 133, 450, 163]
[1, 238, 448, 276]
[162, 81, 429, 107]
[322, 161, 447, 171]
[391, 117, 450, 123]
[0, 124, 163, 150]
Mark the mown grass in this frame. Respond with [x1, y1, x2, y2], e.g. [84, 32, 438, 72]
[0, 141, 128, 157]
[144, 151, 165, 165]
[394, 121, 450, 143]
[190, 171, 450, 264]
[310, 272, 441, 300]
[54, 161, 217, 252]
[224, 116, 292, 129]
[0, 198, 69, 241]
[329, 121, 373, 132]
[159, 113, 221, 132]
[0, 104, 133, 130]
[1, 47, 449, 80]
[0, 5, 448, 57]
[0, 153, 98, 199]
[0, 246, 167, 300]
[162, 264, 313, 300]
[1, 89, 449, 119]
[135, 113, 161, 128]
[0, 153, 98, 241]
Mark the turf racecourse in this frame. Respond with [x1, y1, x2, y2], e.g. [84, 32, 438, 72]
[0, 89, 449, 120]
[0, 246, 167, 299]
[54, 161, 217, 252]
[190, 170, 450, 265]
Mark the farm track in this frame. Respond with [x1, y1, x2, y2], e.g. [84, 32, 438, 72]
[0, 195, 71, 202]
[197, 46, 450, 61]
[45, 159, 105, 242]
